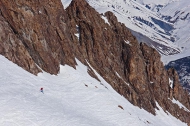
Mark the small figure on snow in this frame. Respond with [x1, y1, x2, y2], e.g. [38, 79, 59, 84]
[40, 87, 44, 94]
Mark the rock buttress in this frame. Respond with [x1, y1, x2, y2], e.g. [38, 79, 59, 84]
[0, 0, 76, 74]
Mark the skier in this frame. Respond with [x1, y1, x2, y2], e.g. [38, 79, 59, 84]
[40, 87, 44, 94]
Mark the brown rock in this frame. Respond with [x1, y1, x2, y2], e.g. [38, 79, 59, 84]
[0, 0, 76, 74]
[118, 105, 124, 110]
[0, 5, 41, 74]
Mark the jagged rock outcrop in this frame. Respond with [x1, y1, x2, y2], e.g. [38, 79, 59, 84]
[66, 0, 156, 114]
[66, 0, 190, 123]
[0, 0, 76, 75]
[67, 0, 190, 122]
[141, 43, 190, 122]
[0, 2, 40, 74]
[0, 0, 190, 124]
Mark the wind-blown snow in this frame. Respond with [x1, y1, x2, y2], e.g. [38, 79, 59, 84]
[101, 15, 110, 25]
[169, 78, 173, 88]
[61, 0, 72, 9]
[124, 40, 131, 46]
[75, 25, 80, 40]
[170, 98, 190, 112]
[0, 55, 187, 126]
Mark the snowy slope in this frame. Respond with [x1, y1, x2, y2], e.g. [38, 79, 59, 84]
[134, 0, 190, 62]
[134, 0, 190, 64]
[0, 55, 187, 126]
[61, 0, 72, 8]
[135, 0, 177, 12]
[160, 0, 190, 63]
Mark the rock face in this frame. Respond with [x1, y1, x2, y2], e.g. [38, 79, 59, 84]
[0, 1, 41, 74]
[0, 0, 190, 124]
[0, 0, 76, 75]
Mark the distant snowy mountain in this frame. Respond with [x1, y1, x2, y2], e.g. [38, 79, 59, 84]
[135, 0, 190, 62]
[134, 0, 190, 91]
[166, 56, 190, 92]
[0, 55, 187, 126]
[135, 0, 175, 12]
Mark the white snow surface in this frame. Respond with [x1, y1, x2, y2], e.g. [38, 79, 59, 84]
[124, 40, 131, 46]
[135, 0, 178, 9]
[101, 15, 110, 25]
[75, 25, 80, 40]
[0, 55, 187, 126]
[159, 0, 190, 63]
[170, 98, 190, 112]
[61, 0, 72, 9]
[169, 78, 173, 88]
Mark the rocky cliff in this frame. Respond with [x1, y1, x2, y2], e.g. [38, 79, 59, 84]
[0, 0, 76, 75]
[0, 0, 190, 124]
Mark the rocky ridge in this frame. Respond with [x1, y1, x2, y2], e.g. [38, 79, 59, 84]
[0, 0, 190, 124]
[0, 0, 76, 75]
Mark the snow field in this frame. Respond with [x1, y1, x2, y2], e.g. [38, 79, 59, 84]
[0, 55, 187, 126]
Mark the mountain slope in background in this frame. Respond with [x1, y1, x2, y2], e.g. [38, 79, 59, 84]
[134, 0, 190, 63]
[134, 0, 190, 92]
[166, 56, 190, 92]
